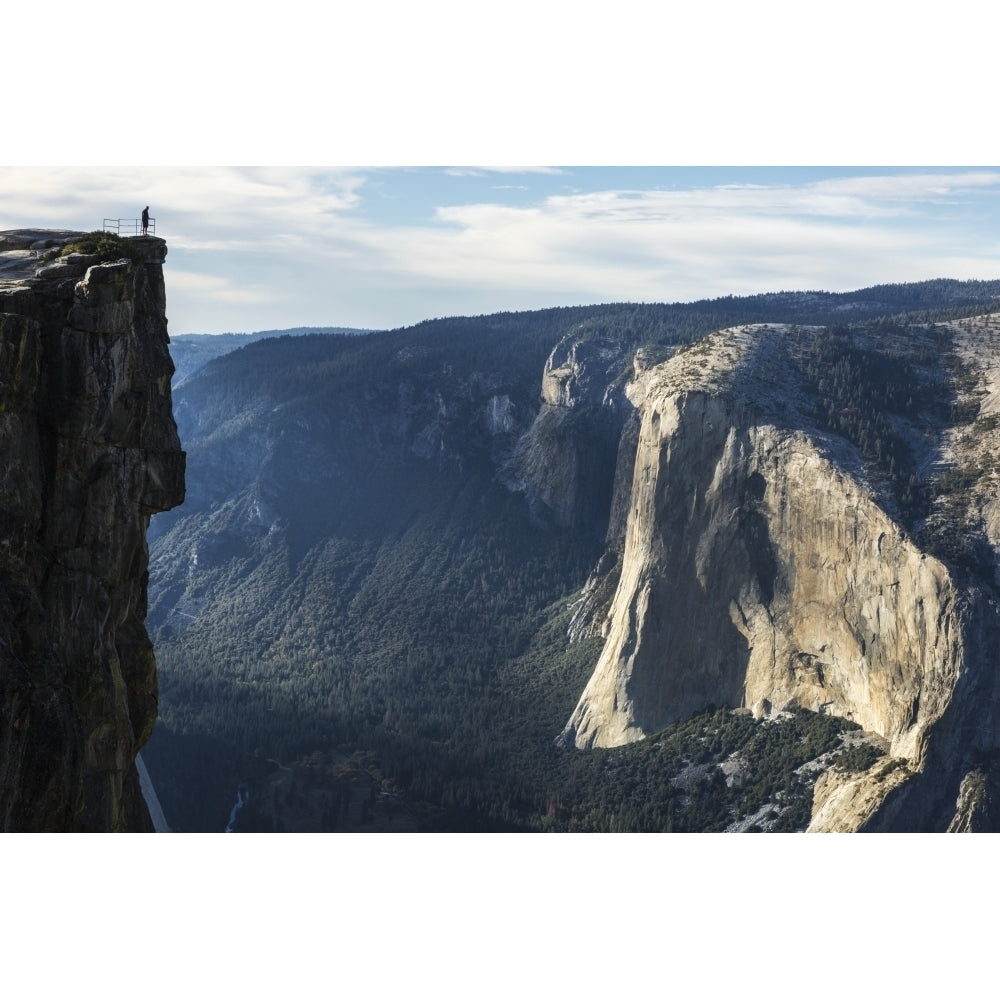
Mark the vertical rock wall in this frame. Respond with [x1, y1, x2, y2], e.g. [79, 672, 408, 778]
[0, 232, 184, 831]
[559, 325, 1000, 830]
[508, 334, 629, 528]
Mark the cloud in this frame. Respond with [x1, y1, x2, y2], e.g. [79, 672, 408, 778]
[339, 170, 1000, 307]
[0, 167, 366, 247]
[442, 166, 568, 178]
[166, 269, 276, 305]
[5, 166, 1000, 332]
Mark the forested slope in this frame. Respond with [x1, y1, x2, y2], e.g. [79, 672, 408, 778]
[143, 282, 1000, 831]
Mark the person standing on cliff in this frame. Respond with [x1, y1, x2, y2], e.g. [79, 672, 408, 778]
[141, 206, 150, 235]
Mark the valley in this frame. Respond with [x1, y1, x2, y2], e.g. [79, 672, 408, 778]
[142, 283, 1000, 832]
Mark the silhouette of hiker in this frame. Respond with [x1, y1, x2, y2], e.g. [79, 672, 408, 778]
[141, 206, 150, 235]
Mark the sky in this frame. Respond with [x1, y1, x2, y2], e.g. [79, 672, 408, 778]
[4, 165, 1000, 335]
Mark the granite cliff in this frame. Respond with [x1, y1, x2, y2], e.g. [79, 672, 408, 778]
[560, 320, 1000, 831]
[507, 333, 630, 528]
[134, 288, 1000, 831]
[0, 229, 184, 831]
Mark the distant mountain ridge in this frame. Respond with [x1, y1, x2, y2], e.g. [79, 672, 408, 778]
[167, 279, 1000, 389]
[169, 326, 378, 387]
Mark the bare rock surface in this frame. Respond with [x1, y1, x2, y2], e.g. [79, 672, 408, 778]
[508, 332, 630, 527]
[559, 321, 1000, 831]
[0, 230, 184, 831]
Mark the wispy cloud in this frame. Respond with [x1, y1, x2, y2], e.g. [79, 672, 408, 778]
[0, 167, 366, 246]
[166, 269, 277, 305]
[338, 169, 1000, 306]
[443, 166, 568, 178]
[4, 166, 999, 332]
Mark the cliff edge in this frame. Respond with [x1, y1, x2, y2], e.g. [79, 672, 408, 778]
[560, 322, 1000, 831]
[0, 229, 185, 831]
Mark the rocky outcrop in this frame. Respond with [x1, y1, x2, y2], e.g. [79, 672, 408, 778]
[0, 230, 184, 831]
[944, 768, 996, 832]
[508, 333, 630, 528]
[559, 324, 1000, 831]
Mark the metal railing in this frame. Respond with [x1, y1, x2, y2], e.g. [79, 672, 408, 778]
[103, 217, 156, 236]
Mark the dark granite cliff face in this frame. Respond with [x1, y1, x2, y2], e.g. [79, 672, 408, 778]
[0, 230, 185, 831]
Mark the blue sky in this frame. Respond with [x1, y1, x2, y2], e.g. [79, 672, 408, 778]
[4, 165, 1000, 335]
